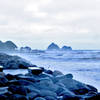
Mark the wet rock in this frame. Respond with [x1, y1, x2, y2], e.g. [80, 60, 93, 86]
[9, 94, 27, 100]
[0, 76, 8, 87]
[0, 94, 7, 100]
[25, 86, 40, 94]
[8, 80, 34, 86]
[55, 75, 91, 95]
[0, 53, 32, 69]
[27, 92, 39, 100]
[5, 74, 16, 81]
[44, 70, 53, 75]
[65, 73, 73, 79]
[62, 95, 81, 100]
[44, 96, 56, 100]
[39, 90, 57, 98]
[8, 85, 28, 95]
[16, 75, 40, 83]
[86, 85, 98, 92]
[0, 87, 8, 95]
[34, 97, 46, 100]
[28, 67, 43, 75]
[0, 72, 5, 77]
[84, 93, 100, 100]
[53, 70, 63, 77]
[72, 88, 90, 95]
[33, 78, 58, 92]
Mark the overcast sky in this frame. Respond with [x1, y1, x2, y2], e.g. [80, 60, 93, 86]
[0, 0, 99, 49]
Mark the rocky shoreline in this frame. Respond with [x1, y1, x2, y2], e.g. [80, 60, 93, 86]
[0, 67, 100, 100]
[0, 53, 100, 100]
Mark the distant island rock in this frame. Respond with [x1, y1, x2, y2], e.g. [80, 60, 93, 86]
[0, 41, 17, 51]
[47, 43, 72, 51]
[61, 46, 72, 51]
[20, 46, 32, 52]
[47, 43, 60, 50]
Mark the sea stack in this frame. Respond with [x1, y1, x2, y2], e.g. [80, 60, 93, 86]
[47, 43, 60, 51]
[61, 46, 72, 51]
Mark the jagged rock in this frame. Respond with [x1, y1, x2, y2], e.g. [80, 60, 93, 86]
[47, 43, 60, 50]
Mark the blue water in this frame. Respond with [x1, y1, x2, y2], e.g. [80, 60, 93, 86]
[11, 50, 100, 91]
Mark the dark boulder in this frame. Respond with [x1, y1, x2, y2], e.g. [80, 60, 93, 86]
[8, 85, 28, 95]
[53, 70, 63, 77]
[9, 94, 27, 100]
[0, 76, 8, 87]
[27, 92, 39, 100]
[0, 94, 7, 100]
[44, 70, 53, 75]
[86, 85, 98, 92]
[8, 80, 34, 86]
[0, 53, 32, 69]
[28, 67, 43, 75]
[85, 93, 100, 100]
[62, 94, 81, 100]
[5, 74, 16, 81]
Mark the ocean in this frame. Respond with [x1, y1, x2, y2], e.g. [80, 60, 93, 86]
[9, 50, 100, 91]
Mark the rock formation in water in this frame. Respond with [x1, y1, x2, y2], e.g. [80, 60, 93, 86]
[61, 46, 72, 51]
[47, 43, 72, 51]
[20, 46, 32, 52]
[47, 43, 60, 50]
[0, 41, 17, 51]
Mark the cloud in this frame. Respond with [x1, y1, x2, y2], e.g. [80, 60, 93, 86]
[0, 0, 99, 49]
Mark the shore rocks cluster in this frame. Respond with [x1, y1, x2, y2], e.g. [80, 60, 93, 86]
[0, 53, 33, 69]
[0, 67, 100, 100]
[47, 43, 72, 51]
[0, 53, 99, 100]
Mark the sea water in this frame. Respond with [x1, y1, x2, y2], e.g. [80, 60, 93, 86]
[10, 50, 100, 91]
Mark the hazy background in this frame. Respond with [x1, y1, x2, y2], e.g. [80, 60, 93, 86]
[0, 0, 99, 50]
